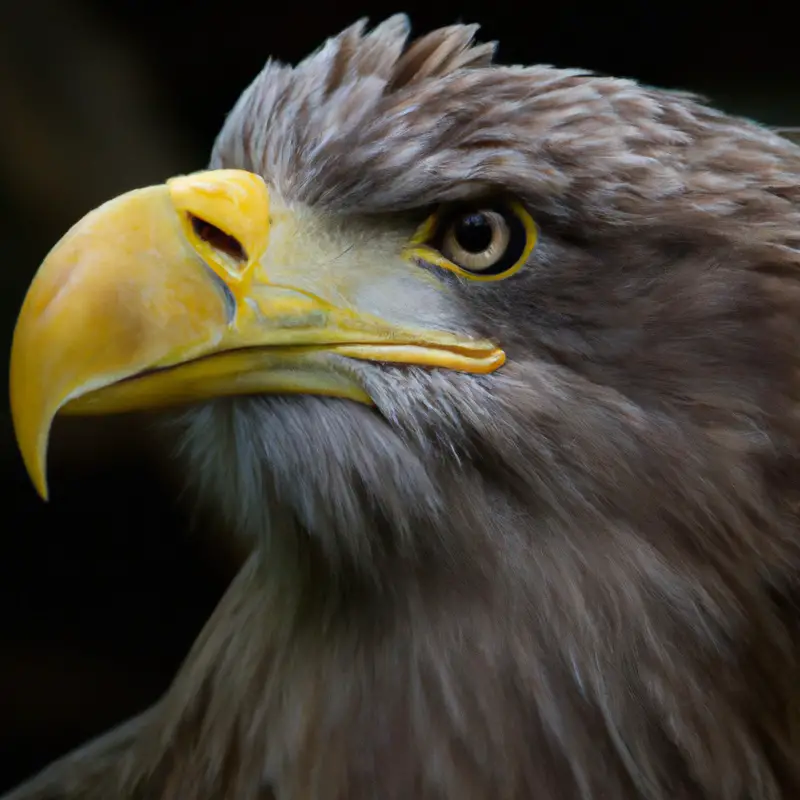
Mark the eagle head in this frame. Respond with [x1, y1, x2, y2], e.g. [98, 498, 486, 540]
[9, 17, 800, 798]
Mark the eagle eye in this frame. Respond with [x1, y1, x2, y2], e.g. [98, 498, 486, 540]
[408, 199, 537, 281]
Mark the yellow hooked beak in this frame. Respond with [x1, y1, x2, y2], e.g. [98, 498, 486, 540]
[10, 169, 505, 499]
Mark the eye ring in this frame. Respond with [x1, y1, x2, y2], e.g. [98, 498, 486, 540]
[407, 199, 537, 282]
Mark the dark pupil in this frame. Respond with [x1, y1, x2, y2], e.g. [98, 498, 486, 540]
[453, 213, 493, 253]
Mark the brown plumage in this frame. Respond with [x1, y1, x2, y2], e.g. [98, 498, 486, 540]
[6, 16, 800, 800]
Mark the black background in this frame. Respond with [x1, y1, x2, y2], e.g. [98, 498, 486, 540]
[0, 0, 797, 791]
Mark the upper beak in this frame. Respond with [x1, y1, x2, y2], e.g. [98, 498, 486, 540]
[10, 169, 505, 499]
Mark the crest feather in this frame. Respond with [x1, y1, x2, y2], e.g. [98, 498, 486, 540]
[301, 15, 494, 98]
[388, 23, 496, 90]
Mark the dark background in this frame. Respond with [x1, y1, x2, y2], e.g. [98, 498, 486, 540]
[0, 0, 797, 791]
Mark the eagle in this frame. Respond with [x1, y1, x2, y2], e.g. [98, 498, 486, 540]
[6, 15, 800, 800]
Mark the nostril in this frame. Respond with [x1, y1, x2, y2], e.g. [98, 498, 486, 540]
[189, 214, 247, 263]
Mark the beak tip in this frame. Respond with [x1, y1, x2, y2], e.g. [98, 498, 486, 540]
[21, 438, 50, 502]
[11, 397, 53, 503]
[33, 471, 50, 502]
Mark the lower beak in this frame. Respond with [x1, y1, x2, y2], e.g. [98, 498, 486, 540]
[10, 169, 504, 499]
